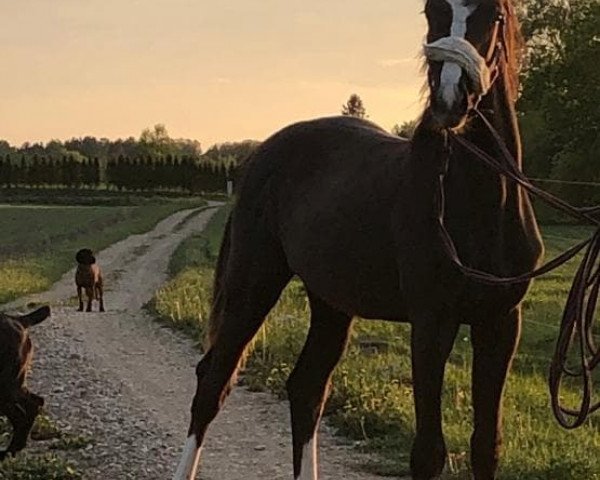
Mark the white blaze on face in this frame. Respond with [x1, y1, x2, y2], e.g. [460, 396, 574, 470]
[172, 436, 201, 480]
[296, 437, 318, 480]
[439, 0, 478, 107]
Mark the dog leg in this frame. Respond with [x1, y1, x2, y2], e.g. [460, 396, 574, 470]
[85, 288, 93, 312]
[77, 286, 84, 311]
[97, 284, 105, 312]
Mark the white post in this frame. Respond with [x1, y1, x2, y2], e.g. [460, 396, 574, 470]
[226, 180, 233, 197]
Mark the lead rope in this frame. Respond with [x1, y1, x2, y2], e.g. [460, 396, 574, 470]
[438, 109, 600, 428]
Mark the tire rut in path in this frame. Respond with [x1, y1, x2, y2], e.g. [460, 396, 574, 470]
[5, 204, 394, 480]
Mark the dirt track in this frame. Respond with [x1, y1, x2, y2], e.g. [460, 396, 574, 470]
[3, 205, 394, 479]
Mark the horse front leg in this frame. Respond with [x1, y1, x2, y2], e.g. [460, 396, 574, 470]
[410, 315, 459, 480]
[470, 307, 521, 480]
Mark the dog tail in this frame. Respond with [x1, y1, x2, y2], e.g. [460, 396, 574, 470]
[18, 306, 51, 328]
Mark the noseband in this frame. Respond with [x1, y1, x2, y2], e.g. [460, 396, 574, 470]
[423, 13, 506, 100]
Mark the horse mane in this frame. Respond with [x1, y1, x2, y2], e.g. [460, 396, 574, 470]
[502, 0, 524, 100]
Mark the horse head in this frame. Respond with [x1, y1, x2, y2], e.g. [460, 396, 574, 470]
[423, 0, 517, 130]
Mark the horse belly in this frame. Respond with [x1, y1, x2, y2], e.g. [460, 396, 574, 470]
[281, 206, 406, 321]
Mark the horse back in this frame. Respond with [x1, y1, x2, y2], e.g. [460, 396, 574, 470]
[234, 116, 411, 320]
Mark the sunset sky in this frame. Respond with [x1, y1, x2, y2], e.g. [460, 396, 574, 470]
[0, 0, 426, 149]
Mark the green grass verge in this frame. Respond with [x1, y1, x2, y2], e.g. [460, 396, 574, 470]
[168, 203, 231, 275]
[0, 454, 81, 480]
[153, 209, 600, 479]
[151, 204, 230, 342]
[0, 198, 206, 304]
[0, 187, 201, 207]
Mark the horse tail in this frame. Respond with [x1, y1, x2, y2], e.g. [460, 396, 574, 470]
[206, 213, 232, 349]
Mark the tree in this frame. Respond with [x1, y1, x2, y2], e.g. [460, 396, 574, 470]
[391, 120, 418, 139]
[341, 94, 367, 118]
[518, 0, 600, 203]
[203, 140, 260, 166]
[140, 124, 172, 156]
[0, 141, 14, 158]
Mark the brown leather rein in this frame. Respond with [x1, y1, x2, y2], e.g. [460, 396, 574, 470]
[438, 109, 600, 429]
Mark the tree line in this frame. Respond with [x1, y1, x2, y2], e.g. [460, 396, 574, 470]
[0, 154, 237, 193]
[0, 125, 259, 193]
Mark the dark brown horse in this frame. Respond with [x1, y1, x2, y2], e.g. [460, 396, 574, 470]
[173, 1, 543, 479]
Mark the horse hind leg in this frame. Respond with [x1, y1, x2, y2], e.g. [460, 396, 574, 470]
[287, 293, 353, 480]
[173, 229, 291, 480]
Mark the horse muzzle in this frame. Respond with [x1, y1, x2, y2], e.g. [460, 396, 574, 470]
[430, 85, 469, 130]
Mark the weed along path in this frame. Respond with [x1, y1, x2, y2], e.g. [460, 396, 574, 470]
[3, 204, 392, 480]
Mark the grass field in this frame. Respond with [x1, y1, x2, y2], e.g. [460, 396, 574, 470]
[154, 205, 600, 479]
[0, 197, 206, 304]
[0, 187, 223, 207]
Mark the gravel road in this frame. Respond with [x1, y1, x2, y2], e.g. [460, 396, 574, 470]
[3, 205, 395, 480]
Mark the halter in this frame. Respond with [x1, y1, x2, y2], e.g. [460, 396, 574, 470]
[423, 12, 506, 101]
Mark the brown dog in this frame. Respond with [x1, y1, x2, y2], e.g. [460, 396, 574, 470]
[0, 306, 50, 460]
[75, 249, 105, 312]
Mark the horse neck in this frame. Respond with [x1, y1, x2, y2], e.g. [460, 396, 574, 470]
[464, 77, 522, 170]
[443, 76, 543, 274]
[448, 75, 521, 211]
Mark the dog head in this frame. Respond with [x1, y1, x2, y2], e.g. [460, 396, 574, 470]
[76, 249, 96, 265]
[0, 306, 51, 329]
[0, 306, 51, 383]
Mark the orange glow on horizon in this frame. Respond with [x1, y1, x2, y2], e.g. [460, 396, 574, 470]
[0, 1, 426, 148]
